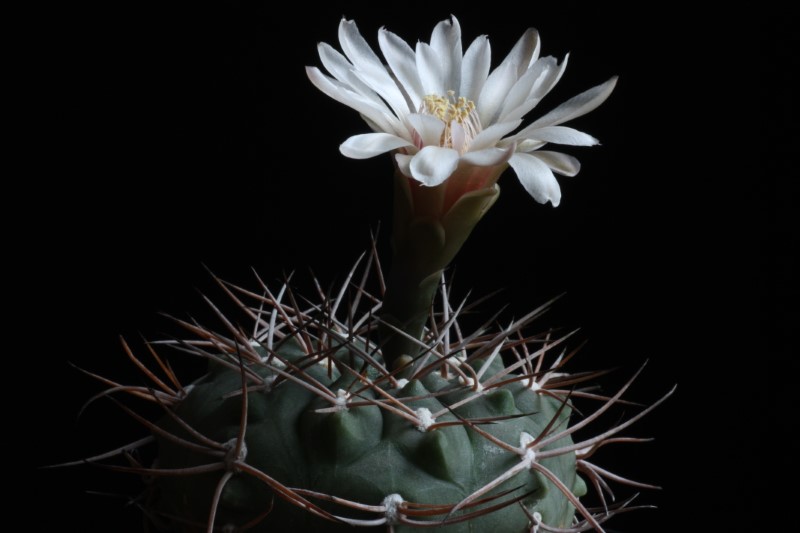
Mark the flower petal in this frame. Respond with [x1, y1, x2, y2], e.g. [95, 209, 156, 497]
[527, 76, 618, 129]
[497, 28, 540, 77]
[340, 133, 412, 159]
[497, 58, 551, 122]
[351, 68, 413, 118]
[515, 139, 547, 152]
[337, 19, 387, 78]
[450, 121, 466, 153]
[430, 16, 462, 95]
[317, 42, 354, 82]
[526, 126, 599, 146]
[460, 35, 490, 103]
[531, 53, 569, 101]
[318, 43, 385, 108]
[395, 153, 413, 176]
[406, 113, 446, 147]
[460, 144, 515, 167]
[469, 119, 522, 151]
[379, 28, 424, 108]
[410, 146, 461, 186]
[477, 60, 518, 126]
[306, 66, 401, 135]
[509, 152, 562, 206]
[416, 41, 445, 96]
[533, 150, 581, 176]
[498, 55, 564, 123]
[338, 19, 409, 118]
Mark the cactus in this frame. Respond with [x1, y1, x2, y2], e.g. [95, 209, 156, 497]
[67, 15, 673, 532]
[79, 248, 671, 532]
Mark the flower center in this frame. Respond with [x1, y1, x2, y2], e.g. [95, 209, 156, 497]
[420, 91, 481, 153]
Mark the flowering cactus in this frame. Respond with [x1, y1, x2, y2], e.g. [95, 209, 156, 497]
[69, 16, 671, 533]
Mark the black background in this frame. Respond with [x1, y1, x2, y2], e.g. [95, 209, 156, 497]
[17, 3, 790, 532]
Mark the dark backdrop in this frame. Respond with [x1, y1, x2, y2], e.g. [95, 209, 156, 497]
[18, 3, 786, 532]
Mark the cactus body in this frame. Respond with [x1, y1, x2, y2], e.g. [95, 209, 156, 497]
[78, 255, 669, 532]
[154, 342, 586, 532]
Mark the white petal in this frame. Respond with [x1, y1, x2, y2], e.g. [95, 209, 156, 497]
[498, 56, 558, 122]
[317, 42, 354, 82]
[306, 66, 400, 135]
[361, 114, 385, 134]
[337, 19, 409, 118]
[318, 43, 384, 107]
[469, 119, 522, 151]
[430, 16, 462, 93]
[379, 29, 424, 108]
[498, 61, 547, 120]
[338, 19, 385, 75]
[515, 139, 546, 152]
[406, 113, 445, 147]
[450, 121, 466, 153]
[527, 76, 618, 129]
[477, 60, 518, 126]
[351, 68, 412, 118]
[395, 153, 413, 176]
[497, 28, 540, 77]
[533, 151, 581, 176]
[509, 153, 561, 206]
[539, 53, 569, 99]
[416, 42, 445, 96]
[460, 35, 490, 103]
[409, 146, 460, 186]
[340, 133, 411, 159]
[460, 145, 515, 166]
[526, 126, 599, 146]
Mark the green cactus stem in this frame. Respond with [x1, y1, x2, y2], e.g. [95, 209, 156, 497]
[380, 169, 500, 368]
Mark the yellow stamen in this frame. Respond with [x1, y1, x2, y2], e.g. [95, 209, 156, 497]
[420, 91, 481, 152]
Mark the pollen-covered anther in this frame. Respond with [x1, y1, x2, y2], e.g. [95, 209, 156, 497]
[421, 90, 482, 152]
[414, 407, 436, 432]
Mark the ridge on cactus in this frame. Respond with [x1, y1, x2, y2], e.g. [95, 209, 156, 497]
[73, 245, 673, 532]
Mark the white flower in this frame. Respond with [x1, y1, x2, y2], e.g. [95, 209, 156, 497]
[307, 16, 616, 208]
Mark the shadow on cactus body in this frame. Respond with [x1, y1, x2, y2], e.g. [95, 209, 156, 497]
[77, 245, 672, 532]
